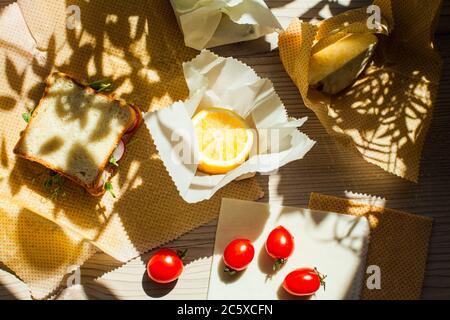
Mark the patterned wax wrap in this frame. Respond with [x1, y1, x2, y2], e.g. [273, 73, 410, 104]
[0, 0, 262, 298]
[279, 0, 443, 182]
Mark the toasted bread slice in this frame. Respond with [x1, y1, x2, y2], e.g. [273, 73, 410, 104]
[14, 72, 139, 196]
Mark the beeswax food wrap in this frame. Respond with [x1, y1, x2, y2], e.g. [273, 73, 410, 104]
[0, 0, 262, 298]
[169, 0, 282, 50]
[0, 196, 97, 300]
[145, 50, 316, 203]
[278, 0, 443, 182]
[309, 192, 433, 300]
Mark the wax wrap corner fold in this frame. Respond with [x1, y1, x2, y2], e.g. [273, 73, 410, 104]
[144, 50, 316, 203]
[170, 0, 282, 50]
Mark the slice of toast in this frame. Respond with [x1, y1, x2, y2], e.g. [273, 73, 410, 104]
[14, 72, 139, 196]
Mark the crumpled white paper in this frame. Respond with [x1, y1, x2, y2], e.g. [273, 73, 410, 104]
[144, 50, 315, 203]
[170, 0, 282, 50]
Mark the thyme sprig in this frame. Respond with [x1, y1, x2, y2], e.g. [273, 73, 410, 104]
[88, 79, 113, 93]
[22, 106, 36, 123]
[43, 171, 66, 200]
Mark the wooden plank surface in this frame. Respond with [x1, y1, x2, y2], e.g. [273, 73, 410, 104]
[1, 0, 450, 300]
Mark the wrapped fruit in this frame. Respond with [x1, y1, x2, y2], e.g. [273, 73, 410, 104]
[309, 32, 379, 95]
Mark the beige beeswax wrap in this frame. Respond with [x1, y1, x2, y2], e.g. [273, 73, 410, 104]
[279, 0, 443, 182]
[308, 193, 433, 300]
[0, 196, 97, 300]
[0, 0, 262, 290]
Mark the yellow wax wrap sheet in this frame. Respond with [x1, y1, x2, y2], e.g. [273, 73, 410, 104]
[0, 197, 97, 300]
[279, 0, 443, 182]
[0, 0, 262, 274]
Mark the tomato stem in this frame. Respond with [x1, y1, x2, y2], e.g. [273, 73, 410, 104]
[313, 267, 327, 291]
[176, 249, 188, 260]
[224, 266, 237, 276]
[273, 258, 287, 271]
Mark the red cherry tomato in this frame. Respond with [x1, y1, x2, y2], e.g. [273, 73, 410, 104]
[223, 239, 255, 274]
[265, 226, 295, 270]
[147, 249, 185, 284]
[283, 267, 327, 296]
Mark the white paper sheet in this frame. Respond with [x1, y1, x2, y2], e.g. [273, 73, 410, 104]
[144, 50, 315, 203]
[208, 198, 370, 300]
[170, 0, 282, 50]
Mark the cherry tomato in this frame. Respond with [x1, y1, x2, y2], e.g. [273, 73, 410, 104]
[265, 226, 295, 270]
[283, 267, 327, 296]
[147, 249, 185, 284]
[223, 239, 255, 274]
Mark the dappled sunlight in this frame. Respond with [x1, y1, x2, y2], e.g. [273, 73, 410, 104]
[345, 201, 380, 228]
[0, 1, 262, 286]
[0, 0, 446, 300]
[277, 0, 442, 186]
[1, 0, 197, 261]
[58, 0, 196, 112]
[0, 197, 96, 299]
[329, 60, 435, 181]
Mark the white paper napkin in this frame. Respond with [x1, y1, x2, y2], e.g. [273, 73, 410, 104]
[144, 50, 315, 203]
[208, 198, 370, 300]
[170, 0, 282, 50]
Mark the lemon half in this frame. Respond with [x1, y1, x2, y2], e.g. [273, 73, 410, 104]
[192, 107, 254, 175]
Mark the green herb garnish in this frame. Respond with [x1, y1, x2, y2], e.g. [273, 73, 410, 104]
[176, 249, 188, 260]
[88, 79, 113, 93]
[109, 155, 119, 167]
[43, 171, 66, 200]
[22, 107, 36, 123]
[30, 170, 46, 184]
[104, 181, 116, 198]
[22, 112, 31, 123]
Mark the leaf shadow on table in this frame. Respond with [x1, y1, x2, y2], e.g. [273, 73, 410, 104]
[3, 0, 196, 250]
[1, 0, 265, 299]
[270, 0, 443, 216]
[0, 0, 194, 299]
[51, 0, 263, 270]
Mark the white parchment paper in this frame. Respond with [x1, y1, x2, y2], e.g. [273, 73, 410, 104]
[170, 0, 282, 50]
[208, 198, 370, 300]
[144, 50, 315, 203]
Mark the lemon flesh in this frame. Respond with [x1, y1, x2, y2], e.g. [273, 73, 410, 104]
[192, 107, 254, 175]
